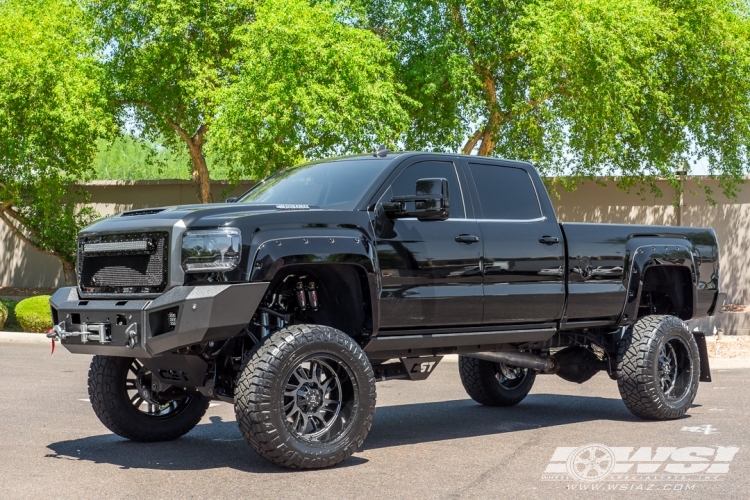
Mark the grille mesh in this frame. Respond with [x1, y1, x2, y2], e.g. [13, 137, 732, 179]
[79, 233, 168, 294]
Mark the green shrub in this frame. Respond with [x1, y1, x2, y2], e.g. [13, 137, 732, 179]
[0, 301, 7, 329]
[0, 298, 20, 331]
[15, 295, 53, 333]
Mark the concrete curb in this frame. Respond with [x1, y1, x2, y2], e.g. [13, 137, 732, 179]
[0, 331, 50, 343]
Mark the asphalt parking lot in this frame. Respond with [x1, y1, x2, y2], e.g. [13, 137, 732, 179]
[1, 340, 748, 499]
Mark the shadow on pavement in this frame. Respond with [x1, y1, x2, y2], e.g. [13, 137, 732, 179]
[45, 393, 671, 472]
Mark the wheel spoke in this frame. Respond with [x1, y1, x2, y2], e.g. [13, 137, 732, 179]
[310, 361, 322, 385]
[294, 366, 310, 383]
[320, 376, 336, 393]
[280, 355, 353, 442]
[309, 414, 323, 432]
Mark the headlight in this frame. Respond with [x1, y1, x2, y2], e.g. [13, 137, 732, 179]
[181, 228, 242, 273]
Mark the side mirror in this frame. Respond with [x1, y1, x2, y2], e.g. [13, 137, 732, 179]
[225, 197, 238, 203]
[383, 178, 450, 220]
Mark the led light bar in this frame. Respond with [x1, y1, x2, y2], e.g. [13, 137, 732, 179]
[83, 240, 150, 254]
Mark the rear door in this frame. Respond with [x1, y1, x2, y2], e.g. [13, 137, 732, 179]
[463, 160, 565, 325]
[374, 157, 483, 330]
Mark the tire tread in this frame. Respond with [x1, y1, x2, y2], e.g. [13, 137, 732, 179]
[615, 315, 700, 420]
[234, 324, 376, 469]
[88, 355, 209, 442]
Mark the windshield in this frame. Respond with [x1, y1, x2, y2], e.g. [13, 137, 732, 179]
[238, 160, 386, 210]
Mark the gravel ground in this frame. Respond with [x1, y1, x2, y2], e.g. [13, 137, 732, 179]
[706, 335, 750, 359]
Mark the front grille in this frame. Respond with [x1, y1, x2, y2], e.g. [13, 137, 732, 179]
[78, 232, 169, 295]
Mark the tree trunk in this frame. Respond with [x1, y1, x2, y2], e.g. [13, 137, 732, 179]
[62, 260, 77, 287]
[187, 144, 213, 204]
[462, 127, 485, 155]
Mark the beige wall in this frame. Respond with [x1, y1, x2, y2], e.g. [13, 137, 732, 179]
[1, 177, 748, 304]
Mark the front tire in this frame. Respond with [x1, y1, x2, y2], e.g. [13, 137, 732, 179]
[458, 356, 536, 406]
[88, 356, 209, 441]
[615, 315, 701, 419]
[234, 324, 376, 469]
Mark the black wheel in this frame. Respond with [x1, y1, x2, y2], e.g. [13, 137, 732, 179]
[234, 324, 376, 469]
[88, 356, 209, 441]
[615, 315, 701, 419]
[458, 355, 536, 406]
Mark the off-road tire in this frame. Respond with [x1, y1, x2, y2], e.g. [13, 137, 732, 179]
[615, 315, 701, 419]
[234, 324, 376, 469]
[88, 356, 209, 441]
[458, 356, 536, 406]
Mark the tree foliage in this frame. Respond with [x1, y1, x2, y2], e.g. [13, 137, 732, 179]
[0, 0, 110, 284]
[90, 0, 411, 199]
[211, 0, 413, 181]
[92, 135, 232, 181]
[361, 0, 750, 196]
[87, 0, 252, 202]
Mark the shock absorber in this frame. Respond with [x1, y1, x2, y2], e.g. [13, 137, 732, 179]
[295, 282, 307, 310]
[307, 282, 319, 311]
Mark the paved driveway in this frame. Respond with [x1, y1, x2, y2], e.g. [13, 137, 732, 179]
[1, 341, 748, 499]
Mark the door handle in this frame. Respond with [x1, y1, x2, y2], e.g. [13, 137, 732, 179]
[539, 236, 560, 245]
[455, 234, 480, 244]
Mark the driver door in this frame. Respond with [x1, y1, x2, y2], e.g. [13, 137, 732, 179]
[374, 159, 483, 330]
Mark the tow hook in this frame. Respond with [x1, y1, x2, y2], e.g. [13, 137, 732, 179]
[125, 323, 138, 349]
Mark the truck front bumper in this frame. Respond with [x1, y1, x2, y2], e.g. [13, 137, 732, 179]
[49, 283, 269, 358]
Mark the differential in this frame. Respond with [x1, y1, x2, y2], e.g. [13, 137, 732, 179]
[553, 346, 609, 384]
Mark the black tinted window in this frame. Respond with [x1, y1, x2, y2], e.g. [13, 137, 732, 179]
[239, 160, 386, 210]
[390, 161, 465, 218]
[469, 163, 541, 220]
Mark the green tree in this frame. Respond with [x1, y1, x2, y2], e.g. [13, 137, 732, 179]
[90, 0, 411, 198]
[0, 0, 110, 285]
[92, 135, 234, 181]
[87, 0, 252, 202]
[361, 0, 750, 196]
[211, 0, 412, 180]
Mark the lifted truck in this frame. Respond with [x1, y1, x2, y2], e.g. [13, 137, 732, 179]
[50, 150, 725, 469]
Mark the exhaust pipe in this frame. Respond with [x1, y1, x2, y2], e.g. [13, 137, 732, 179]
[464, 351, 556, 373]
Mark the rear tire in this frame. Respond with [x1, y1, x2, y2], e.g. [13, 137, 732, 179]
[234, 324, 376, 469]
[458, 355, 536, 406]
[88, 356, 209, 441]
[615, 315, 700, 419]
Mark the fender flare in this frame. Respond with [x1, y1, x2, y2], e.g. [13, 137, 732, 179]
[247, 230, 379, 328]
[618, 238, 698, 326]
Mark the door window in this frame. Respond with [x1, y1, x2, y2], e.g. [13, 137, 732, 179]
[390, 161, 465, 218]
[468, 163, 541, 220]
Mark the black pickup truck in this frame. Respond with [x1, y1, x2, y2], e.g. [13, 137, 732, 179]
[50, 150, 725, 469]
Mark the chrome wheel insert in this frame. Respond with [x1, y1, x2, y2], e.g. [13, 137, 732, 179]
[283, 356, 355, 442]
[658, 338, 691, 401]
[125, 359, 190, 418]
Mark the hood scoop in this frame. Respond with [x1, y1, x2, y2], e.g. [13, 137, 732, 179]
[275, 204, 314, 211]
[121, 208, 166, 217]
